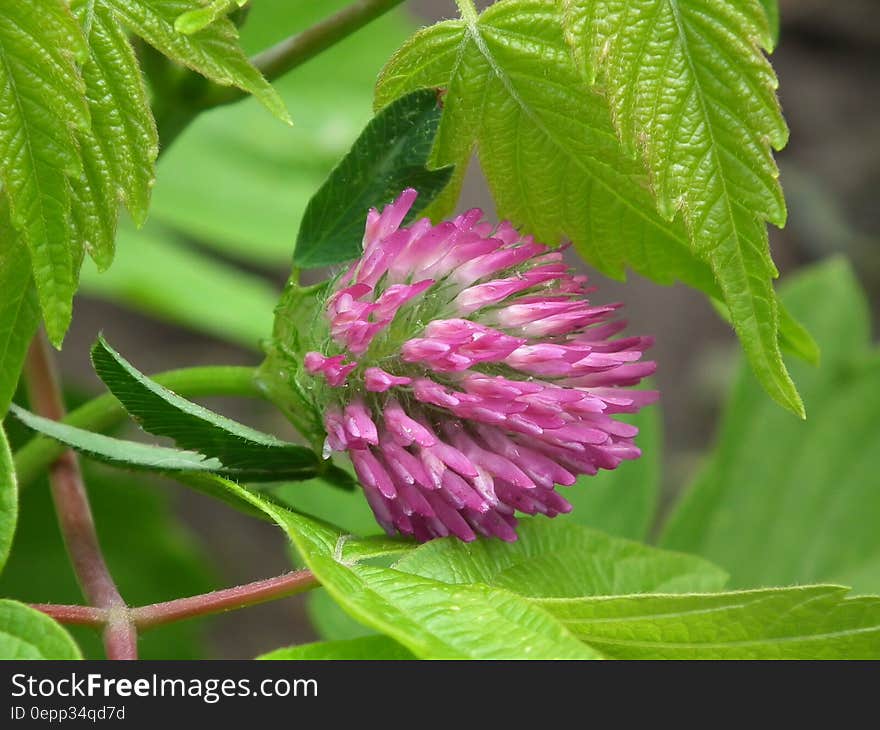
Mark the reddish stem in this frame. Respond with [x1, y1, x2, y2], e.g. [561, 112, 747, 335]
[131, 570, 319, 630]
[29, 603, 108, 627]
[24, 333, 138, 660]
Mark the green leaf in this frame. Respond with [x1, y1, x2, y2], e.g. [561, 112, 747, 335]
[307, 589, 376, 641]
[661, 258, 880, 593]
[205, 476, 600, 659]
[561, 406, 660, 540]
[175, 0, 247, 35]
[294, 88, 454, 268]
[79, 221, 277, 351]
[0, 425, 17, 575]
[70, 0, 159, 269]
[259, 634, 414, 660]
[90, 335, 339, 483]
[395, 519, 727, 598]
[8, 404, 326, 494]
[536, 585, 880, 659]
[149, 0, 414, 267]
[0, 600, 82, 659]
[0, 465, 215, 659]
[758, 0, 780, 48]
[0, 1, 89, 345]
[563, 0, 798, 416]
[106, 0, 289, 123]
[0, 201, 40, 416]
[376, 0, 804, 415]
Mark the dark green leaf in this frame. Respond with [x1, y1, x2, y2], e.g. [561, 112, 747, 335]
[91, 336, 336, 483]
[662, 258, 880, 593]
[0, 600, 82, 659]
[258, 634, 414, 660]
[294, 89, 453, 268]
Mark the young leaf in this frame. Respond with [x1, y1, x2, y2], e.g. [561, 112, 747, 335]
[376, 0, 805, 415]
[0, 425, 17, 575]
[758, 0, 780, 47]
[661, 259, 880, 593]
[105, 0, 289, 123]
[294, 89, 454, 268]
[70, 0, 159, 268]
[562, 0, 799, 416]
[175, 0, 248, 35]
[0, 201, 40, 416]
[90, 335, 338, 483]
[203, 475, 600, 659]
[536, 585, 880, 659]
[395, 519, 727, 598]
[0, 1, 89, 345]
[258, 634, 414, 660]
[0, 600, 82, 659]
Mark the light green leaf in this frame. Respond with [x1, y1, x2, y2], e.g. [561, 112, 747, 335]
[396, 519, 727, 598]
[259, 634, 414, 660]
[79, 221, 277, 350]
[294, 88, 453, 268]
[562, 0, 798, 416]
[0, 201, 40, 416]
[376, 0, 805, 415]
[307, 589, 376, 641]
[206, 476, 600, 659]
[0, 600, 82, 659]
[661, 258, 880, 593]
[175, 0, 247, 34]
[0, 1, 89, 345]
[71, 0, 158, 268]
[758, 0, 780, 48]
[0, 425, 17, 575]
[106, 0, 288, 123]
[562, 406, 660, 540]
[537, 585, 880, 659]
[90, 336, 343, 484]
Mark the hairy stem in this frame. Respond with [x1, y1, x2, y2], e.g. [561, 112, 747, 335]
[30, 570, 320, 632]
[455, 0, 479, 23]
[23, 333, 137, 660]
[132, 570, 319, 630]
[29, 603, 108, 628]
[156, 0, 407, 149]
[14, 365, 261, 488]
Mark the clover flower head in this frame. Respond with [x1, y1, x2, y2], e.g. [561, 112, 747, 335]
[304, 189, 657, 542]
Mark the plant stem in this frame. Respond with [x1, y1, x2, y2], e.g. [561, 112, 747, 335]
[30, 570, 320, 632]
[156, 0, 407, 148]
[14, 365, 261, 488]
[131, 570, 319, 630]
[29, 603, 108, 628]
[455, 0, 479, 23]
[23, 333, 137, 660]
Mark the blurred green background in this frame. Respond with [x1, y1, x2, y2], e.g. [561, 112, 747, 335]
[3, 0, 877, 658]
